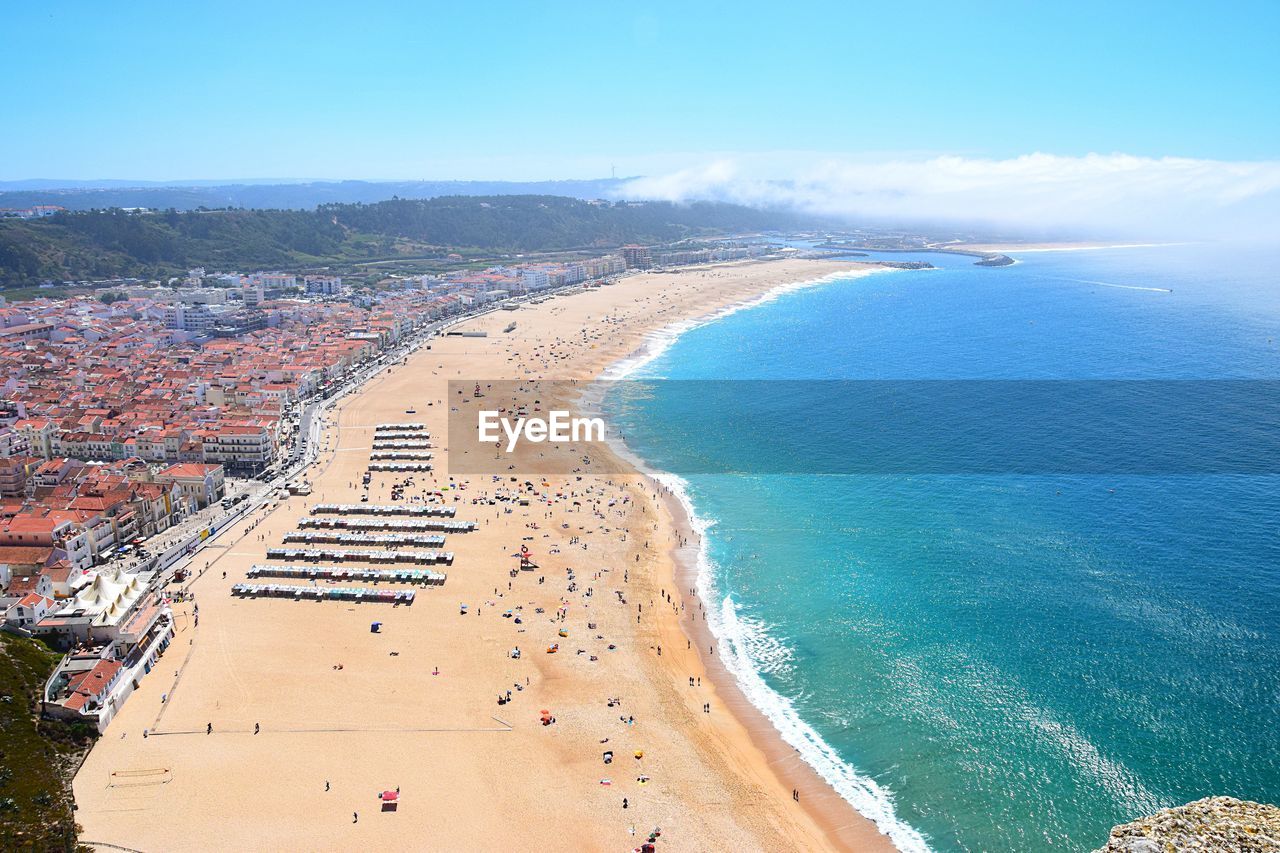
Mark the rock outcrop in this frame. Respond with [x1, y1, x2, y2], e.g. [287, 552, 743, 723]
[1095, 797, 1280, 852]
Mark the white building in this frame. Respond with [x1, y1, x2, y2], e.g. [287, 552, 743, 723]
[305, 275, 343, 296]
[163, 304, 216, 333]
[249, 272, 296, 290]
[5, 592, 53, 629]
[39, 568, 174, 732]
[521, 269, 550, 291]
[241, 280, 266, 307]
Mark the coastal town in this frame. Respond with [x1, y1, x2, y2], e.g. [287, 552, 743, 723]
[59, 254, 881, 853]
[0, 241, 773, 737]
[5, 2, 1278, 850]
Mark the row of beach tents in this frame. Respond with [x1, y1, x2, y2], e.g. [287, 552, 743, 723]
[232, 582, 416, 604]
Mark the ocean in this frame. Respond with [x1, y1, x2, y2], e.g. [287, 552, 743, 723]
[603, 245, 1280, 851]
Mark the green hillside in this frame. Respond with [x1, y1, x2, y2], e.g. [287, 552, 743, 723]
[0, 196, 808, 287]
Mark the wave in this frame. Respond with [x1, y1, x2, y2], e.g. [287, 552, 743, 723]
[596, 267, 933, 852]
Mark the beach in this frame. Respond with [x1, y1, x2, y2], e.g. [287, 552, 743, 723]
[73, 258, 896, 852]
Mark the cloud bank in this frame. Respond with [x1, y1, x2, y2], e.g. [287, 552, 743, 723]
[619, 153, 1280, 241]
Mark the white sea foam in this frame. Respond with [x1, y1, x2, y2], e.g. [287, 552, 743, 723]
[595, 267, 934, 852]
[663, 469, 932, 853]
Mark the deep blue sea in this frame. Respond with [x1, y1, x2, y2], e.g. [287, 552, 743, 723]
[605, 245, 1280, 851]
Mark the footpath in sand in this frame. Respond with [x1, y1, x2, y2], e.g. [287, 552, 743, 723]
[74, 259, 896, 852]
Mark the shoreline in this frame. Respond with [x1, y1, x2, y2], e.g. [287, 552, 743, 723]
[660, 485, 903, 849]
[72, 257, 897, 852]
[592, 266, 922, 851]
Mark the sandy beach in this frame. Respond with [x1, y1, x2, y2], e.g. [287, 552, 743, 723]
[73, 258, 897, 852]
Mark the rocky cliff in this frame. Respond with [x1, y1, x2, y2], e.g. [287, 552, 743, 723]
[1095, 797, 1279, 852]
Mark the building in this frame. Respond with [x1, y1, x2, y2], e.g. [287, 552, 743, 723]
[155, 463, 225, 512]
[5, 592, 53, 629]
[38, 567, 174, 731]
[621, 245, 653, 269]
[249, 273, 296, 290]
[304, 275, 343, 296]
[163, 304, 216, 333]
[0, 321, 55, 343]
[176, 287, 227, 305]
[241, 280, 266, 307]
[200, 425, 275, 474]
[14, 419, 56, 460]
[210, 309, 267, 337]
[0, 205, 66, 219]
[0, 553, 57, 608]
[521, 269, 550, 291]
[44, 656, 124, 726]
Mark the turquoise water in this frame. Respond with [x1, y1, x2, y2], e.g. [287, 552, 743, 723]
[606, 246, 1280, 851]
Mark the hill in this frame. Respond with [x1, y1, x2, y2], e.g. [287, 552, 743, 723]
[0, 196, 810, 287]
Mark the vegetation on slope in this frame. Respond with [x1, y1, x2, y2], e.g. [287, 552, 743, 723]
[0, 633, 96, 851]
[0, 196, 809, 287]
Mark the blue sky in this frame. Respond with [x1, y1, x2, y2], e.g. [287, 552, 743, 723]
[2, 0, 1278, 180]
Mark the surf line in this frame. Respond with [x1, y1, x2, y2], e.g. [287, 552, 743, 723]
[1056, 277, 1172, 293]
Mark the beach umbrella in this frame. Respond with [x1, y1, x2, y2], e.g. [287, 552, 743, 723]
[380, 790, 399, 802]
